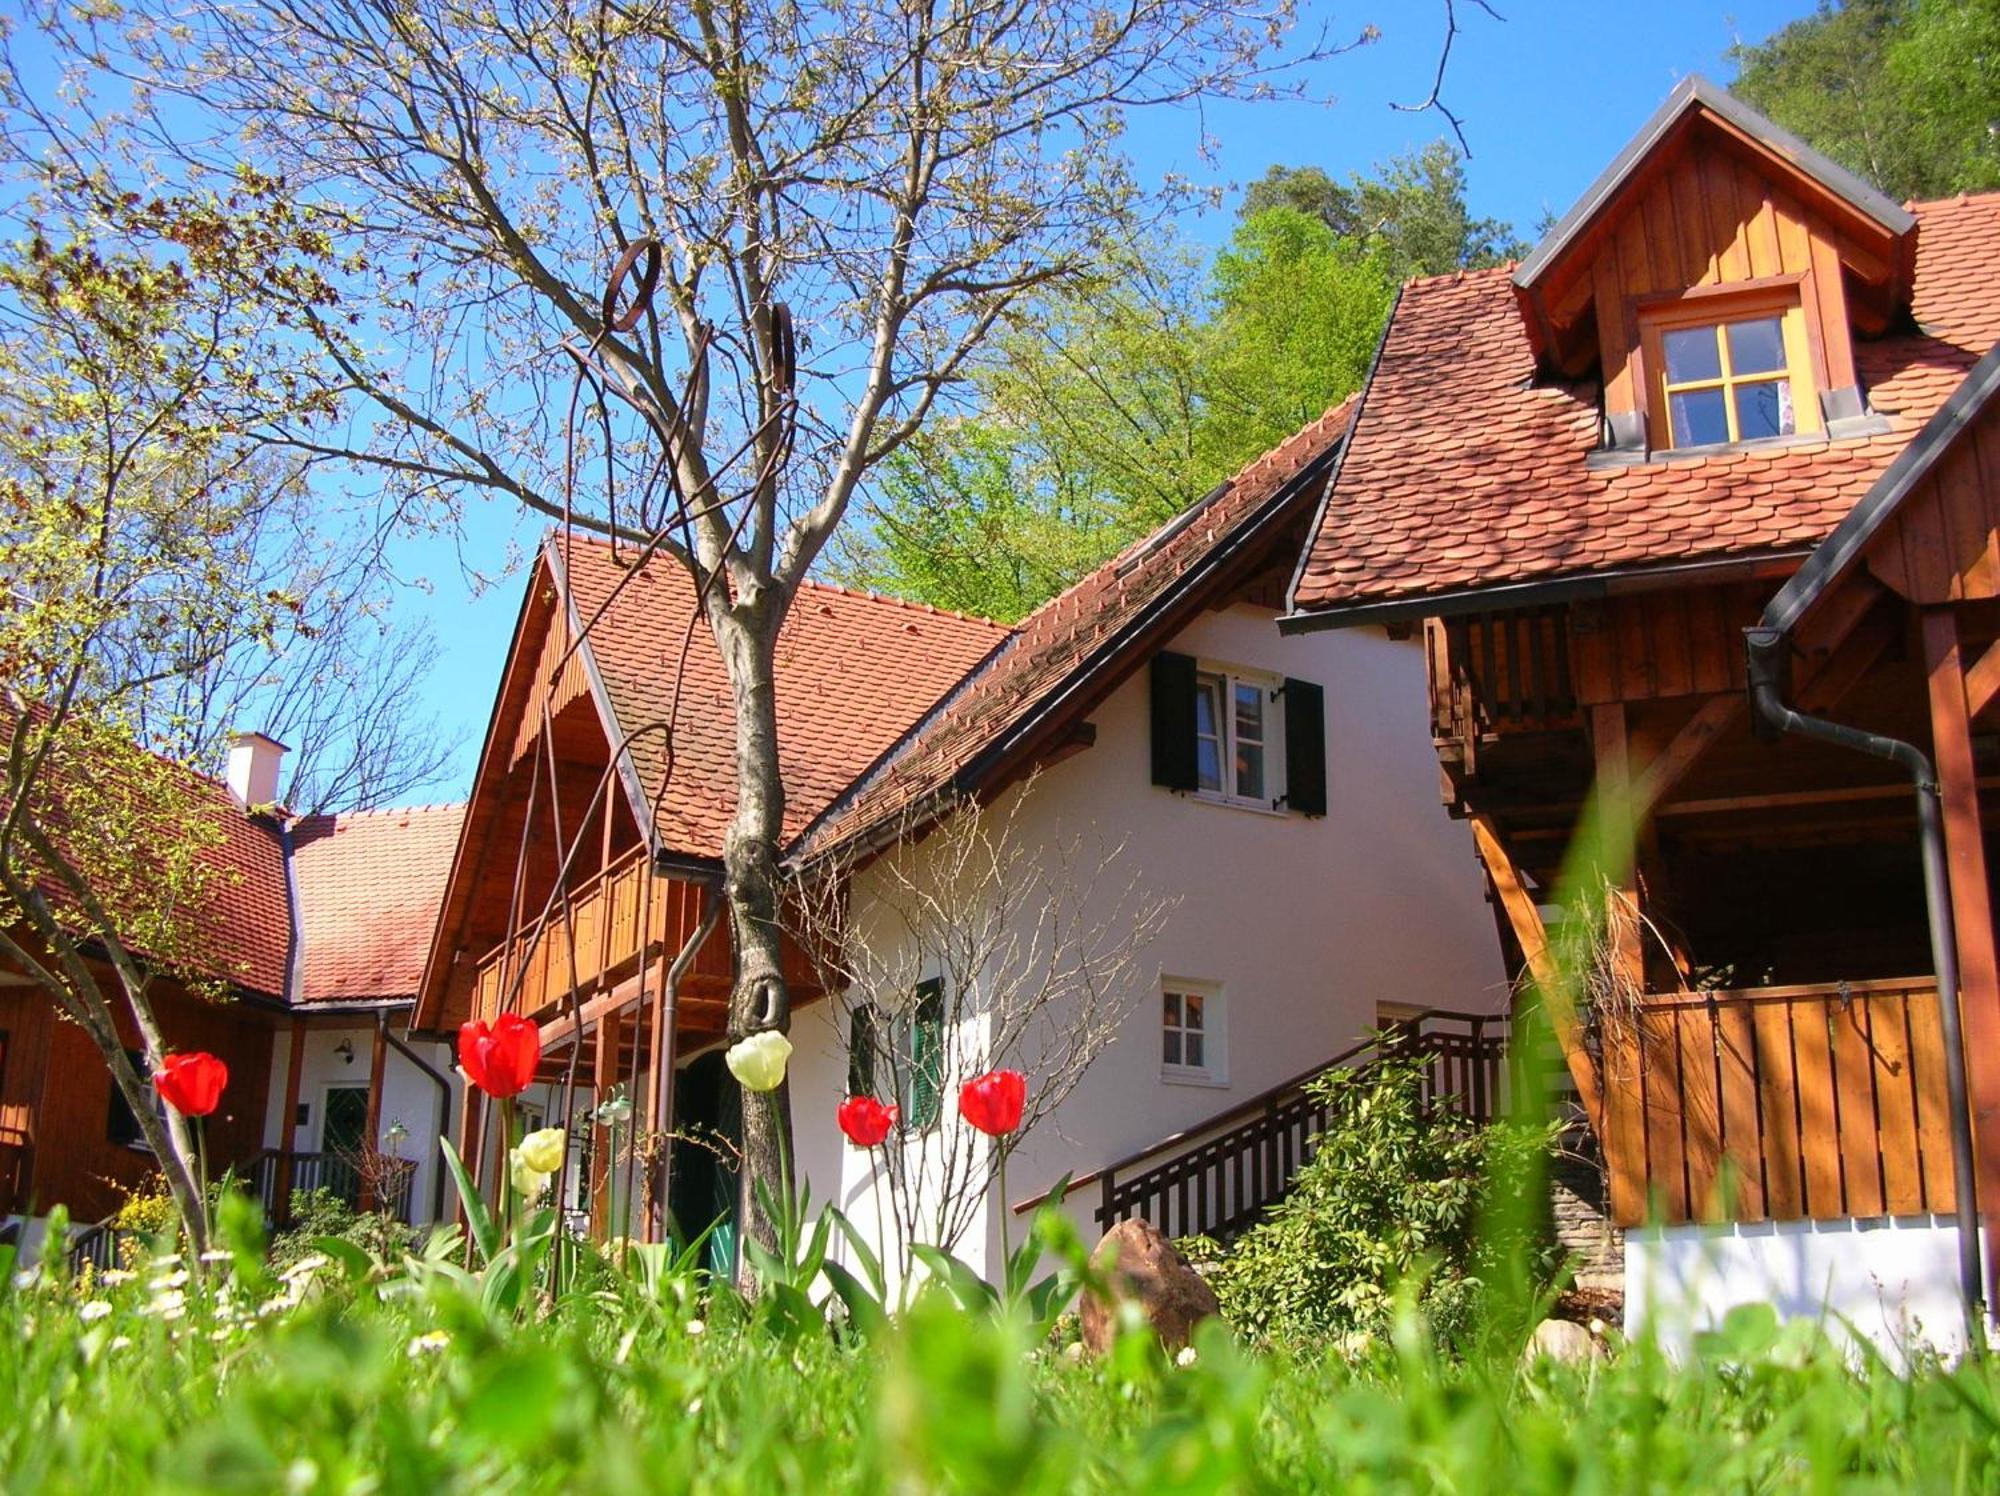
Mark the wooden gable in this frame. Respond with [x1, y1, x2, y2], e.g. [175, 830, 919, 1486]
[1861, 393, 2000, 606]
[1513, 79, 1916, 453]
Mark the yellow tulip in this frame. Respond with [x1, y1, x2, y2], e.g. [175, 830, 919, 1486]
[516, 1126, 565, 1174]
[725, 1030, 793, 1093]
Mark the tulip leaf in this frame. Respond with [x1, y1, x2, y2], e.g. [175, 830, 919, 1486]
[819, 1258, 889, 1337]
[911, 1244, 998, 1313]
[822, 1206, 886, 1299]
[312, 1235, 375, 1285]
[439, 1135, 499, 1265]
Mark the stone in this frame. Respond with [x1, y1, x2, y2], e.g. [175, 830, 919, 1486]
[1079, 1217, 1221, 1356]
[1519, 1316, 1603, 1370]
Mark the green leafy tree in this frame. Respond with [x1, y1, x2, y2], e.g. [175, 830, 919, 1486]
[1731, 0, 2000, 202]
[1242, 142, 1528, 280]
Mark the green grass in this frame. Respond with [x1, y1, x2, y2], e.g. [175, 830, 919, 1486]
[7, 1241, 2000, 1494]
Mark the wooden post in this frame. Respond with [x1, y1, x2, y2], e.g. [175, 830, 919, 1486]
[360, 1012, 389, 1212]
[590, 1006, 625, 1239]
[275, 1016, 307, 1227]
[1922, 607, 2000, 1293]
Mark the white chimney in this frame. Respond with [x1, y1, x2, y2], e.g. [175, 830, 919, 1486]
[225, 731, 288, 809]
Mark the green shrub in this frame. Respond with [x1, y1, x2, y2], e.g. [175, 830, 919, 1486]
[1191, 1057, 1561, 1348]
[269, 1189, 418, 1268]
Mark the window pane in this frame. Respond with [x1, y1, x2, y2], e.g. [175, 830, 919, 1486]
[1236, 742, 1265, 801]
[1184, 992, 1204, 1031]
[1194, 675, 1221, 736]
[1734, 378, 1793, 440]
[1163, 991, 1181, 1026]
[1669, 386, 1730, 447]
[1234, 682, 1263, 745]
[1663, 325, 1721, 384]
[1726, 317, 1786, 375]
[1163, 1030, 1181, 1066]
[1183, 1034, 1204, 1070]
[1196, 737, 1221, 792]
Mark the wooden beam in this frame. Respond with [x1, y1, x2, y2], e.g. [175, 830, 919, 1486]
[590, 1007, 624, 1239]
[1634, 695, 1741, 812]
[360, 1013, 389, 1211]
[275, 1016, 307, 1227]
[1469, 812, 1603, 1133]
[1921, 607, 2000, 1297]
[1965, 635, 2000, 721]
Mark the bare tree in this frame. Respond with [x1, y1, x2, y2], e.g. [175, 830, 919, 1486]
[791, 783, 1172, 1263]
[28, 0, 1471, 1247]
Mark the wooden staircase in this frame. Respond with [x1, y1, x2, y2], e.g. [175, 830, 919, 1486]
[1047, 1009, 1512, 1244]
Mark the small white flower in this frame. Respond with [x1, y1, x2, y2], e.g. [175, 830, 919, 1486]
[147, 1289, 187, 1321]
[210, 1328, 233, 1343]
[108, 1336, 132, 1352]
[406, 1330, 451, 1359]
[1062, 1341, 1086, 1363]
[685, 1318, 706, 1337]
[78, 1300, 113, 1323]
[279, 1254, 329, 1283]
[1175, 1345, 1198, 1368]
[99, 1269, 136, 1286]
[199, 1250, 232, 1264]
[11, 1270, 35, 1291]
[152, 1268, 190, 1290]
[149, 1255, 179, 1270]
[686, 1396, 703, 1416]
[284, 1458, 319, 1495]
[1588, 1317, 1608, 1338]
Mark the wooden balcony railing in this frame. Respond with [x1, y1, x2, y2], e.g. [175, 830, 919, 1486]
[245, 1149, 417, 1225]
[469, 842, 706, 1025]
[1600, 978, 1956, 1228]
[1034, 1009, 1511, 1245]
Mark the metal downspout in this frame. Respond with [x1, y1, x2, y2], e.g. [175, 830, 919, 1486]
[1744, 625, 1985, 1320]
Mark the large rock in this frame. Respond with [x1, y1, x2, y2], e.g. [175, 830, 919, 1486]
[1079, 1218, 1221, 1356]
[1519, 1316, 1603, 1370]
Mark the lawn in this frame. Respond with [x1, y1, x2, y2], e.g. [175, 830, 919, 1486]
[7, 1229, 1999, 1495]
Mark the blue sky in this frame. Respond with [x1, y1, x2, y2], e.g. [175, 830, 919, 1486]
[390, 0, 1814, 799]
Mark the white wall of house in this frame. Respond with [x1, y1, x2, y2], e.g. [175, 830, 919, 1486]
[259, 1023, 460, 1226]
[1625, 1214, 1986, 1363]
[786, 605, 1508, 1282]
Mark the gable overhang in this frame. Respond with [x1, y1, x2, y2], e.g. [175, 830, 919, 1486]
[795, 438, 1344, 871]
[1513, 75, 1917, 372]
[1759, 342, 2000, 640]
[1278, 549, 1813, 634]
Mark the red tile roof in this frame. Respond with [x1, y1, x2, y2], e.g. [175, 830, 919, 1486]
[555, 539, 1014, 858]
[800, 399, 1355, 855]
[1289, 195, 2000, 615]
[290, 803, 466, 1004]
[183, 779, 292, 1000]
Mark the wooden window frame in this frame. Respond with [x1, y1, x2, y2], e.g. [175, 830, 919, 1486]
[1638, 282, 1822, 453]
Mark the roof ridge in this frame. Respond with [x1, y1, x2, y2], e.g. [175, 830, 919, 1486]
[1399, 263, 1516, 290]
[1906, 190, 2000, 211]
[308, 802, 468, 821]
[794, 575, 1013, 631]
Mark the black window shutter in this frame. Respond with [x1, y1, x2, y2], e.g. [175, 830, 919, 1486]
[1283, 678, 1327, 816]
[1150, 651, 1199, 791]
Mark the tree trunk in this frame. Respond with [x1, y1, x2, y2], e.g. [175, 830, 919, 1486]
[714, 602, 793, 1279]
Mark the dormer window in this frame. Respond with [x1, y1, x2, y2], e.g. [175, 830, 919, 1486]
[1639, 288, 1820, 453]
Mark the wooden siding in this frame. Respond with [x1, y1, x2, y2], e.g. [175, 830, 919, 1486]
[1600, 979, 1956, 1228]
[0, 971, 276, 1222]
[1863, 399, 2000, 606]
[507, 595, 596, 770]
[1570, 586, 1764, 707]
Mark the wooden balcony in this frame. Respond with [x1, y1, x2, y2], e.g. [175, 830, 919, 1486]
[467, 842, 821, 1034]
[1600, 978, 1958, 1228]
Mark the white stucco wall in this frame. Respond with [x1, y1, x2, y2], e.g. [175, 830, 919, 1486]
[1626, 1214, 1986, 1363]
[784, 604, 1507, 1280]
[260, 1024, 460, 1226]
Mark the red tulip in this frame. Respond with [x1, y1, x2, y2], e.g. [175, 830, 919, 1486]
[958, 1069, 1026, 1138]
[458, 1014, 542, 1099]
[153, 1051, 228, 1118]
[837, 1095, 899, 1148]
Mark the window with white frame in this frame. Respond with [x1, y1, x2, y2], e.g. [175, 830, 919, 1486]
[1194, 667, 1278, 807]
[1161, 980, 1224, 1084]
